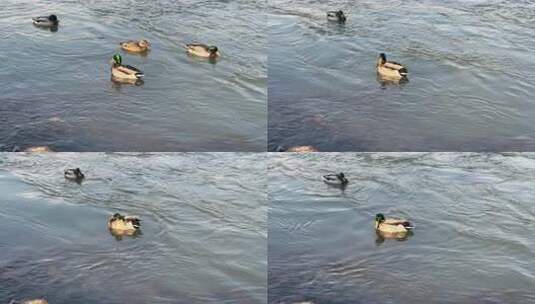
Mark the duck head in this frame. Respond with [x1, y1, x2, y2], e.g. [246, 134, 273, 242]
[377, 53, 387, 66]
[375, 213, 385, 228]
[113, 53, 122, 65]
[48, 15, 58, 22]
[208, 46, 219, 56]
[337, 11, 346, 21]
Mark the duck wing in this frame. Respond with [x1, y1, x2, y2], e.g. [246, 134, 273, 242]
[384, 61, 406, 71]
[186, 43, 209, 51]
[384, 219, 413, 229]
[121, 65, 144, 77]
[322, 174, 338, 181]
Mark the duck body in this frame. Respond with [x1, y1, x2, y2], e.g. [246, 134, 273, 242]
[276, 145, 319, 152]
[327, 10, 346, 23]
[23, 146, 53, 152]
[108, 213, 141, 235]
[322, 172, 348, 185]
[376, 53, 407, 79]
[375, 213, 413, 238]
[64, 168, 85, 180]
[10, 300, 49, 304]
[185, 43, 220, 58]
[110, 54, 144, 80]
[120, 40, 150, 53]
[32, 15, 58, 27]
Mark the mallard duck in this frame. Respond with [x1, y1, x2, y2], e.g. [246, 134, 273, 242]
[64, 168, 85, 180]
[375, 213, 413, 236]
[9, 300, 49, 304]
[322, 172, 348, 185]
[120, 40, 150, 53]
[110, 54, 144, 80]
[376, 53, 408, 79]
[276, 145, 319, 152]
[32, 15, 58, 27]
[108, 213, 141, 235]
[23, 146, 53, 152]
[24, 300, 49, 304]
[327, 10, 346, 23]
[185, 43, 220, 58]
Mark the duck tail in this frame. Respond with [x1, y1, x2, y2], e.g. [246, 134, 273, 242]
[402, 221, 413, 229]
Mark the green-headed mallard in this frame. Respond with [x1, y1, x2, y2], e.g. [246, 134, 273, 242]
[32, 15, 58, 27]
[110, 54, 144, 81]
[108, 213, 141, 235]
[185, 43, 220, 58]
[375, 213, 413, 237]
[64, 168, 84, 180]
[120, 40, 151, 53]
[327, 10, 346, 23]
[376, 53, 408, 79]
[322, 172, 348, 185]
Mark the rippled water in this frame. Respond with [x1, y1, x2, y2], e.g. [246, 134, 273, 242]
[268, 153, 535, 303]
[0, 0, 266, 152]
[0, 153, 266, 303]
[268, 0, 535, 151]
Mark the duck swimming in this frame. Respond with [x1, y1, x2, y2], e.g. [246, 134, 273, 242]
[375, 213, 413, 238]
[327, 10, 346, 23]
[120, 40, 150, 53]
[110, 54, 144, 81]
[276, 145, 319, 152]
[64, 168, 85, 180]
[322, 172, 348, 185]
[185, 43, 220, 58]
[32, 15, 58, 27]
[376, 53, 408, 79]
[108, 213, 141, 235]
[9, 300, 49, 304]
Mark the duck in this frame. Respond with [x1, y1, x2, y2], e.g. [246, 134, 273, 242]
[22, 146, 53, 152]
[322, 172, 348, 185]
[376, 53, 408, 79]
[64, 168, 85, 180]
[23, 300, 48, 304]
[276, 145, 319, 152]
[327, 10, 346, 23]
[110, 54, 144, 81]
[185, 43, 220, 58]
[120, 40, 151, 53]
[9, 300, 49, 304]
[374, 213, 413, 237]
[108, 213, 141, 235]
[32, 15, 58, 27]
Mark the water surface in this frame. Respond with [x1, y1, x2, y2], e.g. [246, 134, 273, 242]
[0, 153, 266, 303]
[269, 153, 535, 303]
[0, 0, 266, 151]
[268, 0, 535, 151]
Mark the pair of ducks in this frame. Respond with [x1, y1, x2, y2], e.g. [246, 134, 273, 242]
[111, 40, 220, 82]
[63, 169, 141, 236]
[321, 172, 413, 239]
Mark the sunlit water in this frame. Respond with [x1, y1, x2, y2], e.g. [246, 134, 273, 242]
[0, 0, 266, 152]
[268, 0, 535, 151]
[0, 153, 266, 303]
[268, 153, 535, 303]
